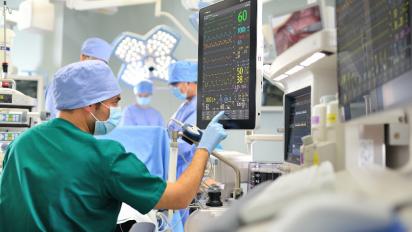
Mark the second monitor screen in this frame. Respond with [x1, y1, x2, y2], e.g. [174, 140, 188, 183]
[198, 0, 257, 129]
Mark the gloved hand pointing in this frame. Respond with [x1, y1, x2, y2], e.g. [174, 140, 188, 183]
[198, 111, 228, 153]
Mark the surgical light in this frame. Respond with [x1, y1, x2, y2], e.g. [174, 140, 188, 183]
[112, 25, 180, 86]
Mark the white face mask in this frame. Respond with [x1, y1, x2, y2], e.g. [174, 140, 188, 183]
[171, 84, 188, 101]
[136, 96, 151, 106]
[89, 103, 122, 135]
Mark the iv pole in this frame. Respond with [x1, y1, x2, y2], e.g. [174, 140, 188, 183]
[1, 0, 10, 79]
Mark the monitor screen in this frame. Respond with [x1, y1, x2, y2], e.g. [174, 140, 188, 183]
[284, 87, 311, 165]
[337, 0, 412, 121]
[14, 80, 38, 99]
[197, 0, 260, 129]
[271, 5, 322, 57]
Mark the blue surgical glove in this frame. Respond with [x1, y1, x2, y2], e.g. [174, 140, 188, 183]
[198, 111, 228, 153]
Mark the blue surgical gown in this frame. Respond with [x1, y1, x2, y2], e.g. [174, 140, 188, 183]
[168, 96, 197, 178]
[96, 126, 169, 180]
[121, 105, 164, 127]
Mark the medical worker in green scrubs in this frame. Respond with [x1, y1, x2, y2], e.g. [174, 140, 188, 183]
[0, 60, 227, 231]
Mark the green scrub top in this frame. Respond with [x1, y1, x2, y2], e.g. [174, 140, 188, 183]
[0, 118, 166, 232]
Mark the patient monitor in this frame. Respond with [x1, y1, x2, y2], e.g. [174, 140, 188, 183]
[197, 0, 263, 129]
[336, 0, 412, 169]
[337, 0, 412, 121]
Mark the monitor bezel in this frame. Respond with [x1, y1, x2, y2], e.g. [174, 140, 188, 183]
[10, 75, 44, 110]
[197, 0, 260, 129]
[284, 86, 311, 165]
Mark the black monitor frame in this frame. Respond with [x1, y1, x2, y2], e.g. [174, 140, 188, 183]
[197, 0, 261, 129]
[284, 86, 311, 165]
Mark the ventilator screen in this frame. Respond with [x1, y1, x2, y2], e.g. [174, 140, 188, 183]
[284, 87, 311, 165]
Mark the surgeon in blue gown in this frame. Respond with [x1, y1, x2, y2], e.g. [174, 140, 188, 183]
[167, 60, 199, 225]
[167, 61, 198, 179]
[45, 37, 113, 119]
[121, 80, 164, 127]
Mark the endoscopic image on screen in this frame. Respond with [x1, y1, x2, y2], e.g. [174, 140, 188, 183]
[271, 5, 322, 57]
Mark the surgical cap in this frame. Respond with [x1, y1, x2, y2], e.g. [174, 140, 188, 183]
[133, 80, 153, 94]
[53, 60, 121, 110]
[168, 61, 198, 84]
[80, 37, 112, 63]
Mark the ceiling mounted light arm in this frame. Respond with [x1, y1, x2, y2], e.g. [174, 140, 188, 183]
[154, 0, 197, 45]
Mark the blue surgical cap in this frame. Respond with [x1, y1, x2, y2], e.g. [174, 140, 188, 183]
[168, 61, 198, 84]
[80, 37, 112, 63]
[133, 80, 153, 94]
[53, 60, 121, 110]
